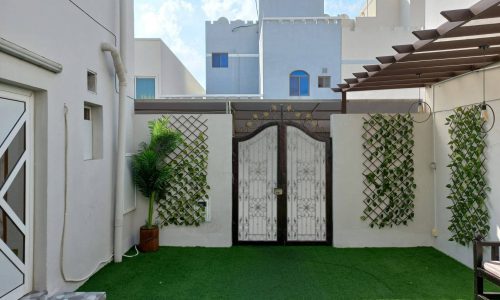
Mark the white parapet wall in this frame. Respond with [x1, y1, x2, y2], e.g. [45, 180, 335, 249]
[331, 113, 435, 248]
[430, 64, 500, 268]
[129, 114, 233, 247]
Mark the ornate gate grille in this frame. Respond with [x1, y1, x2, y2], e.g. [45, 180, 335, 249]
[233, 123, 331, 245]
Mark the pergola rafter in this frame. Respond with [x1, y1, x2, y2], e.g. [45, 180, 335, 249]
[335, 0, 500, 92]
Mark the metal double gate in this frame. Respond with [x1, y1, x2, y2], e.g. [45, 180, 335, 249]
[233, 123, 332, 245]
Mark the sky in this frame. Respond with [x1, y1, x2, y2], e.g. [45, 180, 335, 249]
[134, 0, 367, 89]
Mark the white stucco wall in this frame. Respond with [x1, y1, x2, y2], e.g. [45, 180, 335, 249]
[424, 0, 477, 29]
[331, 114, 434, 247]
[428, 64, 500, 267]
[258, 0, 324, 19]
[131, 114, 233, 247]
[0, 0, 135, 295]
[135, 39, 205, 96]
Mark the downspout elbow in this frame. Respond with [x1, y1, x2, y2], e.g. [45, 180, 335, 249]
[101, 43, 127, 84]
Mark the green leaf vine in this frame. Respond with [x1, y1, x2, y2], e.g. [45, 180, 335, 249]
[361, 114, 416, 228]
[156, 117, 210, 227]
[446, 105, 490, 246]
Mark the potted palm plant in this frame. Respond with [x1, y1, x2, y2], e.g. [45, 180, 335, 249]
[131, 116, 182, 252]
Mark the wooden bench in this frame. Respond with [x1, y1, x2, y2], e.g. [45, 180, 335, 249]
[474, 236, 500, 299]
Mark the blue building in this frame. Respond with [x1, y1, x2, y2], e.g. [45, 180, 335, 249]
[205, 0, 342, 100]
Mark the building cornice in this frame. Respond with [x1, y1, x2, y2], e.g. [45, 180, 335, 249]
[0, 37, 63, 73]
[262, 16, 343, 24]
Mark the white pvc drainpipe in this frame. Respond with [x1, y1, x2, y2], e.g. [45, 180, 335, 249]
[101, 43, 127, 263]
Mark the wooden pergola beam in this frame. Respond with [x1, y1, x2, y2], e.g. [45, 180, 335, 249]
[382, 55, 499, 71]
[363, 64, 384, 72]
[376, 55, 396, 64]
[414, 23, 500, 40]
[350, 78, 442, 88]
[370, 63, 487, 77]
[358, 71, 466, 83]
[398, 47, 500, 62]
[418, 36, 500, 52]
[393, 36, 500, 54]
[348, 83, 427, 91]
[344, 78, 358, 84]
[444, 23, 500, 38]
[441, 0, 500, 22]
[353, 72, 369, 78]
[441, 9, 474, 22]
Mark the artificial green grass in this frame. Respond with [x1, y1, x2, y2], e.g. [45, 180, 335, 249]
[79, 246, 489, 299]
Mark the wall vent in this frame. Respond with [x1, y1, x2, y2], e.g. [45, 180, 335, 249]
[87, 70, 97, 93]
[322, 68, 328, 74]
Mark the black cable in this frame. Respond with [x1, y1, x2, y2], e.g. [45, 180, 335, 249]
[232, 24, 258, 32]
[68, 0, 117, 46]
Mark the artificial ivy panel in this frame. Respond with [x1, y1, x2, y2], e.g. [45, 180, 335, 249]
[157, 115, 210, 226]
[361, 114, 416, 228]
[446, 105, 490, 246]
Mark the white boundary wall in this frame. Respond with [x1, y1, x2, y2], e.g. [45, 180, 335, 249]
[429, 64, 500, 267]
[129, 114, 232, 247]
[331, 114, 435, 247]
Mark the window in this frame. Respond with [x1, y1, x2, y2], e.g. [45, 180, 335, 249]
[318, 76, 331, 88]
[135, 77, 156, 99]
[83, 103, 103, 160]
[87, 70, 97, 93]
[290, 70, 309, 96]
[212, 53, 228, 68]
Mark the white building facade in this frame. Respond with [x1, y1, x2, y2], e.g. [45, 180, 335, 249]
[0, 0, 138, 298]
[206, 0, 342, 100]
[135, 38, 205, 99]
[206, 0, 426, 101]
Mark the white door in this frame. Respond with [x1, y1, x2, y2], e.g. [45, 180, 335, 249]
[237, 126, 278, 242]
[286, 126, 327, 241]
[0, 85, 33, 300]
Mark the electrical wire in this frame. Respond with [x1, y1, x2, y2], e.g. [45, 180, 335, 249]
[67, 0, 123, 95]
[433, 97, 500, 114]
[432, 85, 438, 237]
[123, 245, 140, 258]
[408, 80, 432, 124]
[60, 104, 113, 283]
[430, 64, 497, 235]
[231, 24, 258, 32]
[67, 0, 117, 46]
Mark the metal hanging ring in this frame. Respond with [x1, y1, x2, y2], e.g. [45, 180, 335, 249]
[408, 101, 432, 124]
[481, 103, 496, 135]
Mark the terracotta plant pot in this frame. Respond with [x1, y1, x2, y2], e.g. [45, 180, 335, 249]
[139, 226, 159, 252]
